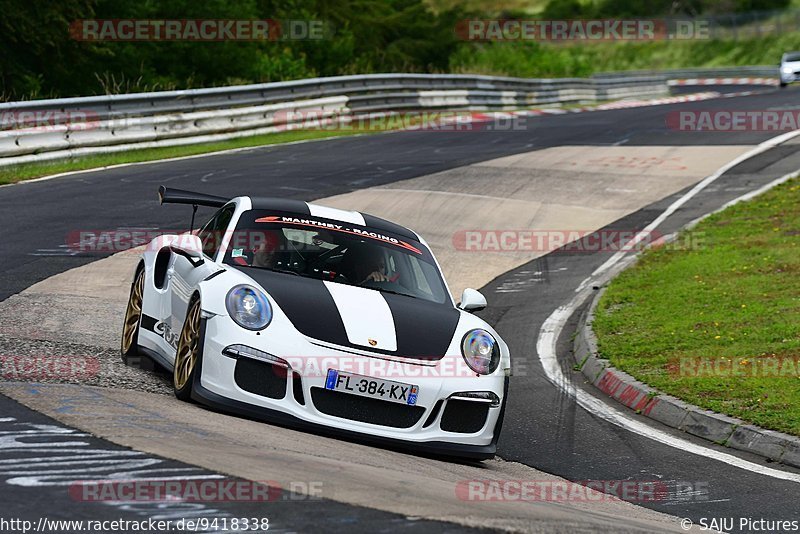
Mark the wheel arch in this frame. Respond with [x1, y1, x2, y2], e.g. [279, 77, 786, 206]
[152, 247, 171, 289]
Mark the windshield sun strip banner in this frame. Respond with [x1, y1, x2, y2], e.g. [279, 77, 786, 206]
[254, 215, 423, 255]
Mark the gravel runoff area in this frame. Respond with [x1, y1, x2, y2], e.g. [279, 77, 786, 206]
[0, 273, 173, 395]
[0, 335, 172, 395]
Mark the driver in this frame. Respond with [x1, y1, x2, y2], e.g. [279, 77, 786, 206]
[355, 249, 388, 284]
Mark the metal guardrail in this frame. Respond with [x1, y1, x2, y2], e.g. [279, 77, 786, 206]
[0, 69, 773, 168]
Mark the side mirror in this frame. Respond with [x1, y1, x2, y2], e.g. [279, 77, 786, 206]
[459, 288, 487, 312]
[171, 234, 205, 266]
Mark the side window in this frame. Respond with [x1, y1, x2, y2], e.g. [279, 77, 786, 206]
[197, 206, 235, 259]
[408, 256, 433, 294]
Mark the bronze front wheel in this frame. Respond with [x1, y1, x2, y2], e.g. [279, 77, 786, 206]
[173, 297, 201, 400]
[121, 269, 144, 362]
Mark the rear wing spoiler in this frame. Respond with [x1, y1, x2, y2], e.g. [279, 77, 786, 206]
[158, 186, 229, 208]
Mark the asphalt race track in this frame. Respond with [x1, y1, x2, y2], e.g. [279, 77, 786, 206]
[2, 85, 800, 532]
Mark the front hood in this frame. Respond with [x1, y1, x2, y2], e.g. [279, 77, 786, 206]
[234, 267, 460, 360]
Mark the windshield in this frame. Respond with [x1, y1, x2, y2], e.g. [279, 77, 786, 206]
[784, 52, 800, 62]
[222, 210, 449, 304]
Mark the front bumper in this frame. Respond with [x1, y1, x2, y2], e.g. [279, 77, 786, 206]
[192, 315, 508, 460]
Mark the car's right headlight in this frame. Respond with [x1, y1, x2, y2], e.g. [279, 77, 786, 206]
[782, 66, 793, 73]
[226, 285, 272, 330]
[461, 329, 500, 375]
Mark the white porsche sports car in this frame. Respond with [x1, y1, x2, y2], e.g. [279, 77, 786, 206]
[121, 186, 510, 459]
[780, 51, 800, 87]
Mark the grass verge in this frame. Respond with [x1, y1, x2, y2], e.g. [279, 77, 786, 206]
[593, 177, 800, 435]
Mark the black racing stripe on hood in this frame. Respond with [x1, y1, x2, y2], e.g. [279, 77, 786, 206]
[381, 293, 460, 360]
[234, 267, 350, 347]
[233, 267, 457, 361]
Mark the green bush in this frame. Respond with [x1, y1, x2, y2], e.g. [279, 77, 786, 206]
[0, 0, 464, 100]
[450, 32, 800, 77]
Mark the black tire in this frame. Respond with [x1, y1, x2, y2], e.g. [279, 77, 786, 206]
[121, 268, 154, 370]
[781, 81, 788, 88]
[173, 297, 202, 401]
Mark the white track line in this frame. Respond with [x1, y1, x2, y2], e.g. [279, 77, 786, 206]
[538, 129, 800, 483]
[676, 168, 800, 237]
[704, 168, 800, 218]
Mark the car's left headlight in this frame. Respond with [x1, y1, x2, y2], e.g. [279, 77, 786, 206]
[461, 329, 500, 375]
[226, 285, 272, 330]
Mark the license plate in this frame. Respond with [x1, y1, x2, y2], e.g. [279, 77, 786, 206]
[325, 370, 418, 405]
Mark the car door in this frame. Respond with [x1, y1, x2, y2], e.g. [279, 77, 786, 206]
[167, 205, 235, 352]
